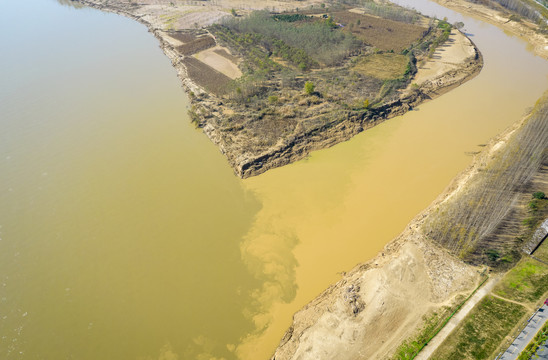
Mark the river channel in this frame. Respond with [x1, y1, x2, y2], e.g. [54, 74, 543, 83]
[1, 0, 547, 359]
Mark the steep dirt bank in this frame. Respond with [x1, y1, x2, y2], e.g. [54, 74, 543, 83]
[76, 0, 482, 178]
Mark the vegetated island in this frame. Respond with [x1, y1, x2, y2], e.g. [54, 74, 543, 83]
[75, 0, 482, 178]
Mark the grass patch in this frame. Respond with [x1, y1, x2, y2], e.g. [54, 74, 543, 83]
[494, 258, 548, 304]
[431, 296, 527, 360]
[160, 14, 179, 31]
[353, 53, 409, 80]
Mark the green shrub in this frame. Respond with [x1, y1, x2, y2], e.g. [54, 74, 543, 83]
[304, 81, 315, 95]
[533, 192, 546, 200]
[272, 14, 310, 22]
[486, 249, 500, 262]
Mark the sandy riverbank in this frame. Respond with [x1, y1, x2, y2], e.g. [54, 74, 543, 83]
[434, 0, 548, 60]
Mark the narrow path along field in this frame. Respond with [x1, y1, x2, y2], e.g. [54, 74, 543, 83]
[491, 294, 534, 310]
[415, 276, 500, 360]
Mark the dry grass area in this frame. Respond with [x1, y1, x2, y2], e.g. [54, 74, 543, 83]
[332, 11, 428, 52]
[353, 53, 409, 80]
[104, 0, 328, 29]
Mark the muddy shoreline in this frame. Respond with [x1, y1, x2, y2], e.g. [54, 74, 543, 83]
[76, 0, 483, 179]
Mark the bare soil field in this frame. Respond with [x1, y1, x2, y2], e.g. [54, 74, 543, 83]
[176, 34, 216, 55]
[271, 233, 481, 360]
[167, 31, 196, 44]
[194, 46, 242, 79]
[182, 56, 231, 95]
[332, 10, 428, 52]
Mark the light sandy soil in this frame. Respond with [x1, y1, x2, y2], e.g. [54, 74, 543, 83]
[193, 45, 242, 79]
[272, 232, 482, 360]
[414, 30, 476, 85]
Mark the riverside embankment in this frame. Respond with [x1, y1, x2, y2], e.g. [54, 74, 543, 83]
[1, 1, 547, 360]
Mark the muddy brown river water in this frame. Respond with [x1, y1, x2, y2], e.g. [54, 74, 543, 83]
[1, 0, 547, 359]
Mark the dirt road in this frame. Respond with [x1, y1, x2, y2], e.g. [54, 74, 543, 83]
[415, 276, 500, 360]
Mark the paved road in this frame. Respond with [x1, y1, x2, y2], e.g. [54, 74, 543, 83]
[415, 277, 499, 360]
[532, 337, 548, 359]
[499, 304, 548, 360]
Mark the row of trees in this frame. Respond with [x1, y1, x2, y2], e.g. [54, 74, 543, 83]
[425, 97, 548, 260]
[469, 0, 544, 23]
[361, 1, 421, 23]
[493, 0, 544, 22]
[335, 0, 421, 23]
